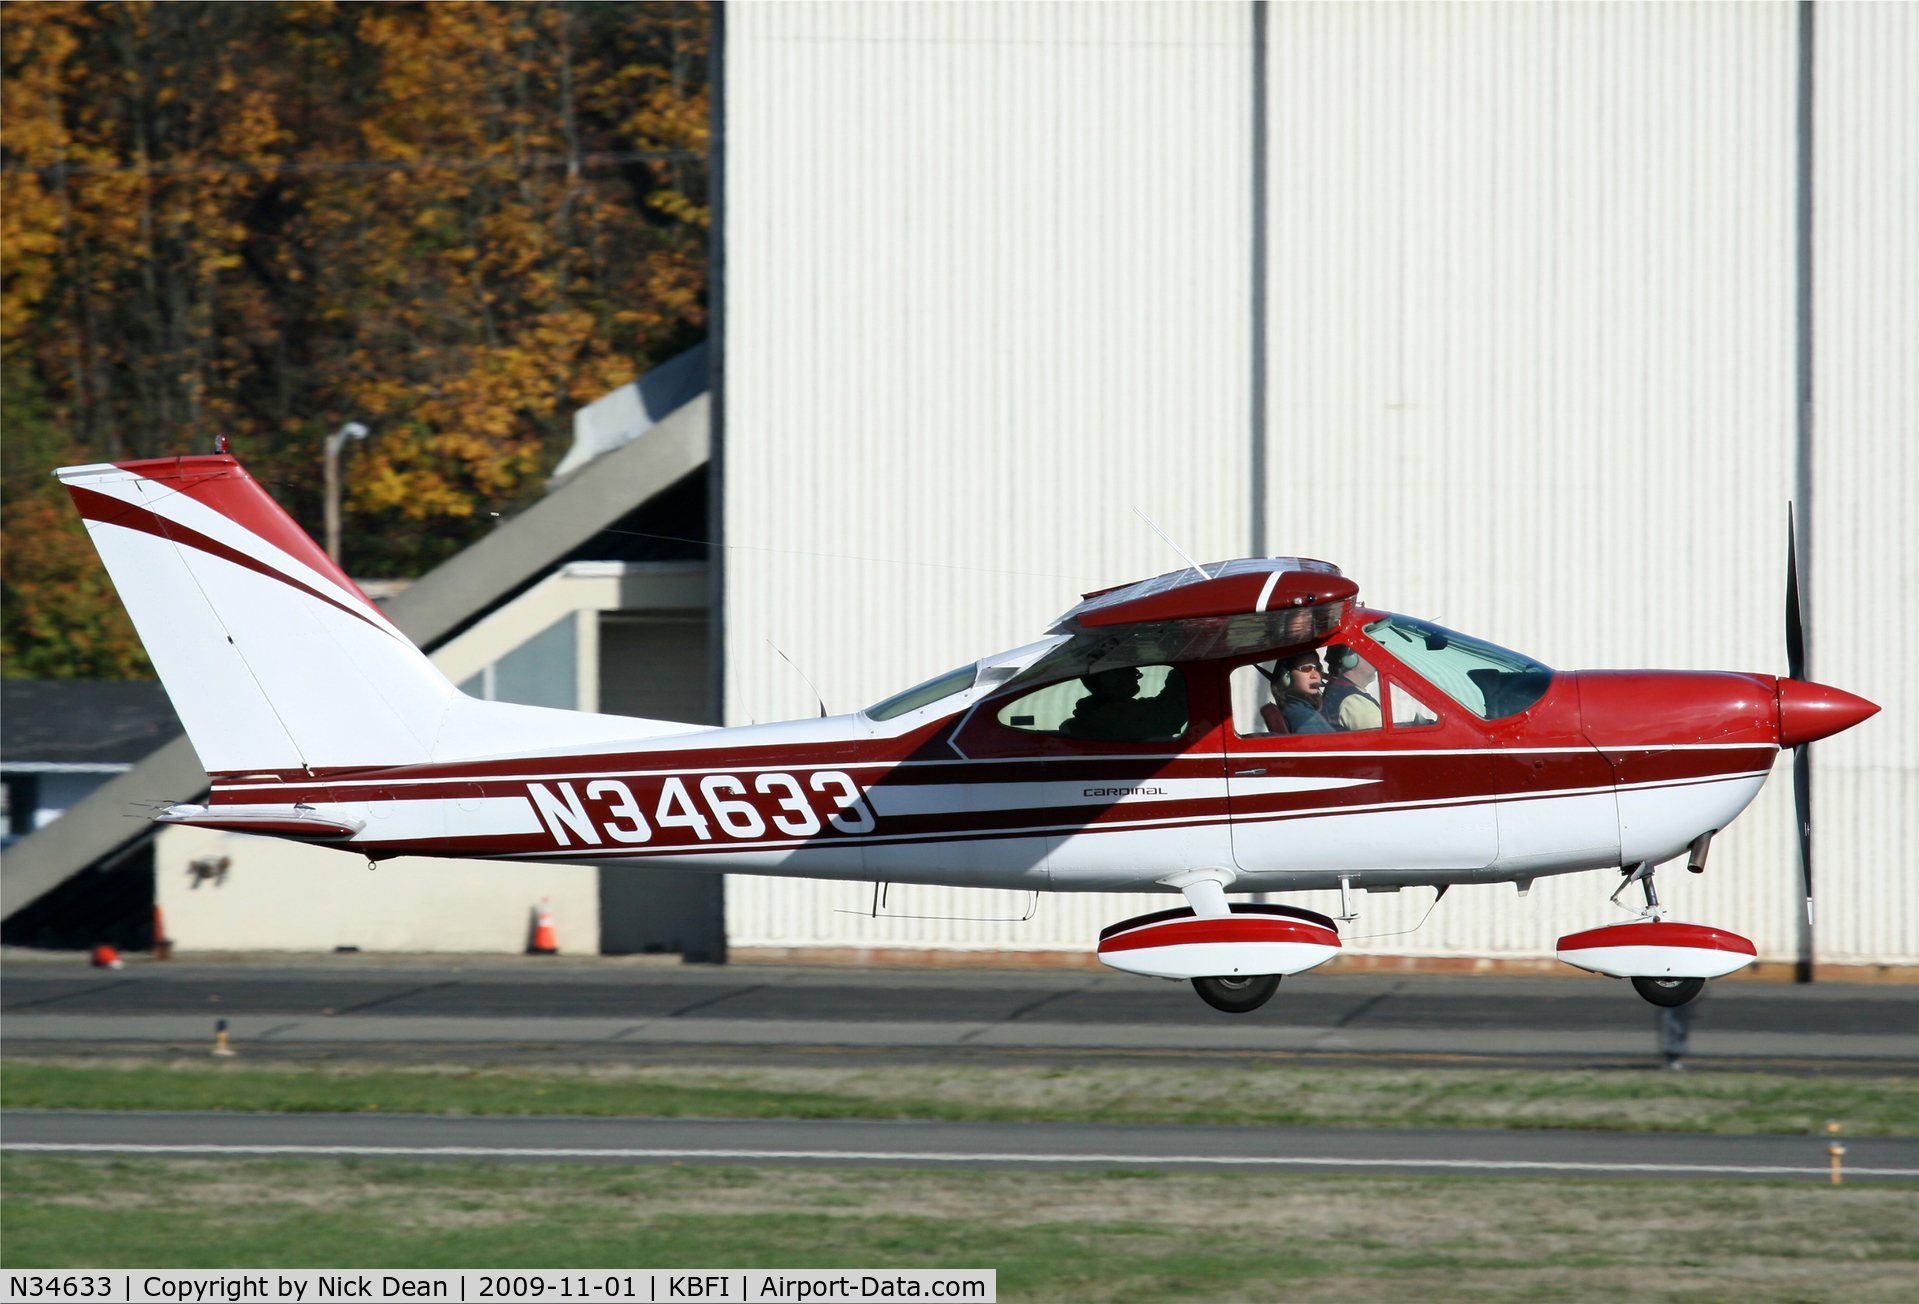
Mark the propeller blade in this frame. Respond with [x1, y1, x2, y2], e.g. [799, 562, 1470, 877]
[1787, 505, 1813, 982]
[1786, 506, 1806, 682]
[1794, 741, 1812, 983]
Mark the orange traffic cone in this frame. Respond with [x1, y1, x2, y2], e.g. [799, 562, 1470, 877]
[91, 945, 124, 969]
[529, 898, 559, 954]
[152, 905, 173, 961]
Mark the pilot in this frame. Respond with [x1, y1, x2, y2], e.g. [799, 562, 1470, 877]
[1320, 644, 1383, 731]
[1060, 666, 1184, 741]
[1276, 651, 1333, 735]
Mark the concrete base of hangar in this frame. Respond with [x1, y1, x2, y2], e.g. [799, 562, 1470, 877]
[153, 827, 727, 961]
[155, 825, 600, 956]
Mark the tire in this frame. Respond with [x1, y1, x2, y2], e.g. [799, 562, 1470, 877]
[1632, 975, 1705, 1008]
[1192, 973, 1281, 1014]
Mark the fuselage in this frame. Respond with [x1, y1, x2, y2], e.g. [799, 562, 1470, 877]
[176, 606, 1797, 899]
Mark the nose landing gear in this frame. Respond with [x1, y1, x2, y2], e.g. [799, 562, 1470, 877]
[1631, 975, 1706, 1008]
[1555, 856, 1757, 1007]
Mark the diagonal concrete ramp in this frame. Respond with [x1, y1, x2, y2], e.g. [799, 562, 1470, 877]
[2, 396, 708, 921]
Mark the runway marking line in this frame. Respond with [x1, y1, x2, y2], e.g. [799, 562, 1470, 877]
[7, 1142, 1917, 1177]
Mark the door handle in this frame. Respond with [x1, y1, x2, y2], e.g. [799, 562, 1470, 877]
[1234, 767, 1267, 776]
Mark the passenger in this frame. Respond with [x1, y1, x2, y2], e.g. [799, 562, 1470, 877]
[1276, 651, 1333, 735]
[1060, 667, 1185, 741]
[1320, 645, 1383, 731]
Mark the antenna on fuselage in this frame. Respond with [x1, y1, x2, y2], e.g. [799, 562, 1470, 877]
[1132, 508, 1212, 582]
[767, 638, 829, 718]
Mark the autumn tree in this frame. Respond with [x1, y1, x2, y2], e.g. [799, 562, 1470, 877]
[1, 1, 708, 676]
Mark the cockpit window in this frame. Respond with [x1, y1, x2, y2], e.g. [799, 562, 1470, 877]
[998, 665, 1188, 742]
[1231, 646, 1384, 738]
[866, 664, 978, 721]
[1365, 616, 1553, 720]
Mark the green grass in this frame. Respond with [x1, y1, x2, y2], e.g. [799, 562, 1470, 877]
[2, 1062, 880, 1121]
[6, 1058, 1917, 1136]
[4, 1155, 1916, 1301]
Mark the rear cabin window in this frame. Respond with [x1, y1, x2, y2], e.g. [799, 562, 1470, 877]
[997, 665, 1187, 742]
[866, 664, 978, 721]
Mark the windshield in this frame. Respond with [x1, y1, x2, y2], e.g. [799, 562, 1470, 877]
[1364, 615, 1553, 720]
[866, 664, 978, 721]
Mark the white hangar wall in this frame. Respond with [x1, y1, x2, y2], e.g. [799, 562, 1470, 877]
[1250, 2, 1807, 961]
[722, 0, 1254, 724]
[720, 2, 1915, 966]
[722, 1, 1257, 963]
[1805, 4, 1918, 968]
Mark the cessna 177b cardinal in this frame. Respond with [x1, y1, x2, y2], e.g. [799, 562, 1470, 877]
[58, 454, 1879, 1012]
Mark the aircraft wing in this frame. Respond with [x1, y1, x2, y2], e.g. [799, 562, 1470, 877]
[1008, 557, 1358, 689]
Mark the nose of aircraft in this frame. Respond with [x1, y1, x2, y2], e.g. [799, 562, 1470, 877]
[1777, 679, 1880, 748]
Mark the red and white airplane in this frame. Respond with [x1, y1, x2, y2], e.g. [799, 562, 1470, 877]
[59, 454, 1878, 1012]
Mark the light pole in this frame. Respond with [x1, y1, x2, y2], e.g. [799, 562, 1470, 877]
[322, 422, 369, 567]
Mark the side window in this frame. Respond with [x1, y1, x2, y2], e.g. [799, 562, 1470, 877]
[1230, 662, 1285, 737]
[1389, 682, 1441, 729]
[997, 665, 1187, 742]
[1231, 645, 1384, 739]
[867, 664, 978, 721]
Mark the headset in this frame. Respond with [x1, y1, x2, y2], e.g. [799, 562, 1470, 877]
[1325, 644, 1363, 674]
[1262, 653, 1323, 693]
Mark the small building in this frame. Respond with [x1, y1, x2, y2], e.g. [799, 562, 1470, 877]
[2, 680, 182, 843]
[3, 366, 724, 961]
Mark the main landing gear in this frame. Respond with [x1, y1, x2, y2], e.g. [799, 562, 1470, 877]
[1192, 974, 1282, 1013]
[1095, 870, 1343, 1013]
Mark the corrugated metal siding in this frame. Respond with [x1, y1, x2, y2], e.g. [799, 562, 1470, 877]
[1807, 3, 1918, 965]
[724, 1, 1253, 727]
[723, 2, 1913, 964]
[1256, 3, 1806, 961]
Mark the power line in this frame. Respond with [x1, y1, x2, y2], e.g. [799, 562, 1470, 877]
[600, 525, 1096, 585]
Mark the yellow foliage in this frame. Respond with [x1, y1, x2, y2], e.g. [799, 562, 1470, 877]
[2, 2, 710, 675]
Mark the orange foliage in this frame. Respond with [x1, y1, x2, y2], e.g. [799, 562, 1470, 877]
[1, 1, 709, 676]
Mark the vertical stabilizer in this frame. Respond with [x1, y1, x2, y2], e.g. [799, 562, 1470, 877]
[57, 455, 455, 774]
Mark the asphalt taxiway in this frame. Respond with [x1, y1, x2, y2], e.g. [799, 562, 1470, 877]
[4, 956, 1914, 1068]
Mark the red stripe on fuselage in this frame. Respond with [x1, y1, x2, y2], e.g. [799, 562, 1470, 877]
[201, 738, 1772, 862]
